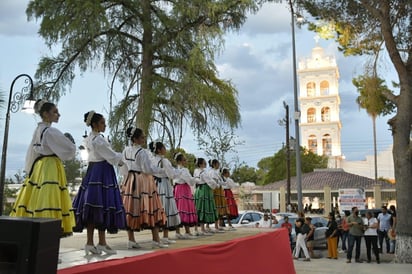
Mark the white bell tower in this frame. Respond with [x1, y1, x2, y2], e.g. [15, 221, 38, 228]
[298, 39, 342, 168]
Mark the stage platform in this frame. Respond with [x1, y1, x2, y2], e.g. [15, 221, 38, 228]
[58, 228, 295, 274]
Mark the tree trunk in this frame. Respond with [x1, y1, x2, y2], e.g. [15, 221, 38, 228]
[372, 116, 378, 184]
[136, 0, 155, 136]
[391, 76, 412, 263]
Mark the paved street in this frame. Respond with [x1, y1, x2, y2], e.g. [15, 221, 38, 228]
[58, 227, 411, 273]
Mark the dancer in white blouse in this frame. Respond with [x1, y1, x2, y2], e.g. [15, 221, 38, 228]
[11, 99, 76, 237]
[172, 152, 199, 239]
[193, 158, 219, 235]
[221, 167, 239, 230]
[72, 111, 126, 255]
[120, 127, 168, 248]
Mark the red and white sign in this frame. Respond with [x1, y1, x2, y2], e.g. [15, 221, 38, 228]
[338, 188, 366, 211]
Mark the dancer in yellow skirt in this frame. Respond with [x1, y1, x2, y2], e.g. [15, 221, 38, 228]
[208, 159, 229, 232]
[10, 99, 76, 237]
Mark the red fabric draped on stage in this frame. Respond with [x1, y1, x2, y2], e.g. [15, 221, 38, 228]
[59, 229, 295, 274]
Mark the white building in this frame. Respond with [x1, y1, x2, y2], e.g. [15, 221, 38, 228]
[298, 43, 342, 168]
[297, 43, 394, 180]
[341, 145, 395, 181]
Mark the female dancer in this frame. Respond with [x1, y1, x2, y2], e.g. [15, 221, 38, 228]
[172, 152, 199, 239]
[149, 141, 181, 244]
[221, 167, 239, 230]
[11, 100, 76, 237]
[208, 159, 228, 232]
[121, 127, 168, 248]
[72, 111, 126, 255]
[193, 158, 218, 235]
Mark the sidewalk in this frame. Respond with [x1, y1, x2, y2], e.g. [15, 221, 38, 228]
[59, 228, 411, 273]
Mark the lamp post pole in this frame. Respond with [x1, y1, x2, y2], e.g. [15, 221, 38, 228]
[288, 0, 303, 212]
[0, 74, 34, 215]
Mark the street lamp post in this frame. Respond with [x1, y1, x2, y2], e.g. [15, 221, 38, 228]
[288, 0, 303, 212]
[0, 74, 35, 215]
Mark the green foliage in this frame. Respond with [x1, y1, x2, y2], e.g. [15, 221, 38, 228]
[353, 75, 395, 118]
[231, 165, 259, 184]
[300, 1, 402, 56]
[257, 146, 328, 185]
[26, 0, 260, 151]
[63, 158, 82, 193]
[3, 185, 18, 215]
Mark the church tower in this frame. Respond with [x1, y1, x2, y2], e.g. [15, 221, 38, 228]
[298, 41, 342, 167]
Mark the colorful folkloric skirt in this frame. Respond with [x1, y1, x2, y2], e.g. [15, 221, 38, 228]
[121, 171, 166, 230]
[10, 155, 75, 236]
[174, 183, 198, 226]
[156, 177, 180, 229]
[224, 189, 239, 219]
[194, 184, 218, 224]
[213, 186, 229, 217]
[72, 161, 126, 233]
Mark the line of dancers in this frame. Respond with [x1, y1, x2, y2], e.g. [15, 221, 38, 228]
[10, 101, 239, 257]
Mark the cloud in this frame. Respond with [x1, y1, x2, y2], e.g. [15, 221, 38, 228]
[0, 0, 396, 175]
[241, 2, 291, 35]
[0, 1, 38, 36]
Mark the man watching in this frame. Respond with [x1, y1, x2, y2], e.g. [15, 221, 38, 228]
[377, 206, 392, 253]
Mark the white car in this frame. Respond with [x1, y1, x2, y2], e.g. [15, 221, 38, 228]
[228, 210, 264, 228]
[274, 212, 298, 221]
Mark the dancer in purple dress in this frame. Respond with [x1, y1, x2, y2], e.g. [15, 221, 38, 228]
[72, 111, 126, 255]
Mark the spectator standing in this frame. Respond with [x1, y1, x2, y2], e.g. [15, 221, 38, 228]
[256, 213, 272, 228]
[326, 212, 339, 259]
[339, 211, 350, 252]
[377, 206, 392, 253]
[281, 216, 293, 251]
[389, 205, 396, 254]
[305, 217, 316, 258]
[346, 207, 364, 263]
[287, 204, 292, 213]
[389, 205, 397, 254]
[364, 211, 380, 263]
[293, 217, 311, 261]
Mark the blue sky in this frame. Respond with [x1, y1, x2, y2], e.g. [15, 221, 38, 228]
[0, 1, 395, 178]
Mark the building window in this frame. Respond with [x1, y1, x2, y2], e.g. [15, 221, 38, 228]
[308, 135, 317, 154]
[307, 108, 316, 123]
[320, 81, 329, 95]
[321, 107, 330, 122]
[307, 82, 316, 97]
[322, 134, 332, 156]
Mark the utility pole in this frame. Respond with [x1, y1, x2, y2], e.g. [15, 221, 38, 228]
[283, 102, 291, 206]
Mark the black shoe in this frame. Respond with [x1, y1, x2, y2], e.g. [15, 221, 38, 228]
[355, 259, 363, 263]
[367, 260, 371, 263]
[377, 260, 380, 264]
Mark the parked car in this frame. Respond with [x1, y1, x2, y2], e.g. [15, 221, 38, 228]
[228, 210, 264, 228]
[274, 212, 298, 221]
[274, 216, 328, 248]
